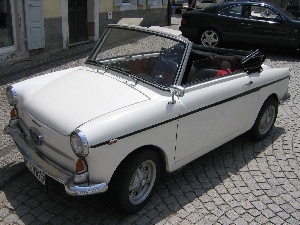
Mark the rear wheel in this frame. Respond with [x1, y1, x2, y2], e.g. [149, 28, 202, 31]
[249, 98, 278, 141]
[109, 149, 161, 213]
[199, 29, 221, 47]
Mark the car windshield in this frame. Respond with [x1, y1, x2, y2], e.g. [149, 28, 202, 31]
[88, 27, 186, 87]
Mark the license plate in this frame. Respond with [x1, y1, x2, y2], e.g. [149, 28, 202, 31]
[26, 161, 46, 185]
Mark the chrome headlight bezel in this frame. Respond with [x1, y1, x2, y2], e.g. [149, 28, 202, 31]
[6, 86, 17, 106]
[70, 129, 89, 157]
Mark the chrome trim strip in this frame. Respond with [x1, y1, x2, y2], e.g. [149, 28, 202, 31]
[43, 141, 75, 161]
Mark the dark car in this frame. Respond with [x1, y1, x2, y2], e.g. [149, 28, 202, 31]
[179, 2, 300, 50]
[286, 0, 300, 18]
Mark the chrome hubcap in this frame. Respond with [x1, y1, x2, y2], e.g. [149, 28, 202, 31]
[201, 31, 219, 47]
[259, 105, 275, 135]
[129, 160, 156, 205]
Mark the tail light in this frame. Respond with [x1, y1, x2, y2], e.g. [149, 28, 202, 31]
[181, 18, 188, 25]
[76, 158, 87, 174]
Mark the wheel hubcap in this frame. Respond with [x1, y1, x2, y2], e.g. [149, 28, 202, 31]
[201, 31, 219, 47]
[129, 160, 156, 205]
[259, 105, 275, 135]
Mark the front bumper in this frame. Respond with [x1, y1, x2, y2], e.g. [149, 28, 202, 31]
[4, 119, 108, 196]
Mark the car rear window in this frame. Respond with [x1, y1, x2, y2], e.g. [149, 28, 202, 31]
[201, 4, 218, 12]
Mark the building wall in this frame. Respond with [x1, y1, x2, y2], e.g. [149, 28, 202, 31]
[44, 18, 63, 50]
[1, 0, 169, 62]
[43, 0, 62, 50]
[41, 0, 168, 51]
[99, 0, 168, 35]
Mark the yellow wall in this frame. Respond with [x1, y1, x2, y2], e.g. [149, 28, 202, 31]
[99, 0, 167, 13]
[44, 0, 61, 18]
[100, 0, 114, 12]
[43, 0, 167, 18]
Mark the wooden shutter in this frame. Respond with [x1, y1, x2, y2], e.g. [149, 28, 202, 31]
[24, 0, 45, 50]
[147, 0, 153, 6]
[114, 0, 122, 6]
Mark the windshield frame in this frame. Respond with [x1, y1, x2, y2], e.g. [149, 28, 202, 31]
[87, 25, 191, 90]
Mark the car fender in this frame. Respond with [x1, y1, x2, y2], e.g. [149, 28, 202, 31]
[79, 97, 181, 184]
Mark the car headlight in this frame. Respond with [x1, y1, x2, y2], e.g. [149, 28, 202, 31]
[70, 129, 89, 157]
[6, 86, 17, 106]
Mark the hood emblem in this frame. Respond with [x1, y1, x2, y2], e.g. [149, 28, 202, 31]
[29, 128, 44, 146]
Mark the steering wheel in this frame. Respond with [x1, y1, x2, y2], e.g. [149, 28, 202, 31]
[152, 58, 178, 86]
[261, 9, 270, 17]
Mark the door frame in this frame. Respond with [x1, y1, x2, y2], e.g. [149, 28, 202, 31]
[0, 0, 26, 62]
[61, 0, 99, 48]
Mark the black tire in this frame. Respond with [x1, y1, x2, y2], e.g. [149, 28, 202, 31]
[199, 29, 221, 47]
[249, 97, 278, 141]
[109, 149, 161, 214]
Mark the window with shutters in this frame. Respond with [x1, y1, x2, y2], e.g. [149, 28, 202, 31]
[122, 0, 131, 4]
[0, 0, 14, 48]
[120, 0, 138, 10]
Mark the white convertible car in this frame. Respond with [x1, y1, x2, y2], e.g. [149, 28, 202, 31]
[4, 24, 290, 213]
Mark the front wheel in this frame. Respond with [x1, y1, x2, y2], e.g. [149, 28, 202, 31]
[249, 98, 278, 141]
[109, 149, 161, 213]
[199, 29, 221, 47]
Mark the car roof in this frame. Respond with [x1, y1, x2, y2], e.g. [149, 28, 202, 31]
[217, 1, 276, 7]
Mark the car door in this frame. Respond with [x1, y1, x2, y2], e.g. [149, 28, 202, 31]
[217, 4, 248, 44]
[175, 72, 260, 163]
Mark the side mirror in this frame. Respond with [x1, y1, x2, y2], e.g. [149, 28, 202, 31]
[169, 85, 185, 104]
[275, 16, 284, 23]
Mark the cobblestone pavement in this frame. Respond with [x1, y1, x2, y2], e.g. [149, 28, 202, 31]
[1, 16, 300, 224]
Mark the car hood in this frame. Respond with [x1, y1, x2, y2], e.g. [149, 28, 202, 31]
[24, 67, 150, 135]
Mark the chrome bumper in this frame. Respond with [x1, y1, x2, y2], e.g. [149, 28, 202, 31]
[4, 120, 108, 196]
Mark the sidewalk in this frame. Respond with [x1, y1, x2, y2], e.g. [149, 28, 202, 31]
[0, 41, 96, 82]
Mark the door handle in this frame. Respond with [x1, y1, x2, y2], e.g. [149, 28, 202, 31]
[243, 81, 253, 87]
[241, 23, 251, 26]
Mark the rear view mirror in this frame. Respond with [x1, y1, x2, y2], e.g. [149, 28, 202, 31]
[169, 85, 185, 104]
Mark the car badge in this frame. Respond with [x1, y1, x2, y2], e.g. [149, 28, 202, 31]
[108, 139, 118, 145]
[29, 128, 44, 146]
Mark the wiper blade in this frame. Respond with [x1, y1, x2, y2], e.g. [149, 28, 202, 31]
[86, 59, 105, 67]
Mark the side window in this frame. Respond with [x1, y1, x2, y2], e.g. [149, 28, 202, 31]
[218, 5, 243, 18]
[184, 53, 242, 86]
[249, 6, 279, 20]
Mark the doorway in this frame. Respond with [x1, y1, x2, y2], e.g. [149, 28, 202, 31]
[68, 0, 88, 44]
[0, 0, 14, 48]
